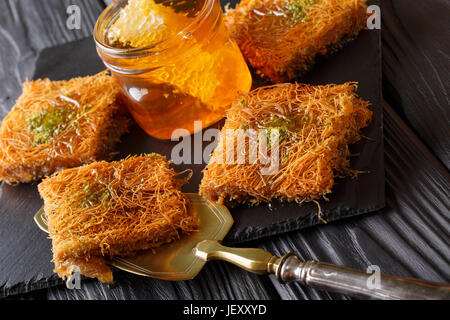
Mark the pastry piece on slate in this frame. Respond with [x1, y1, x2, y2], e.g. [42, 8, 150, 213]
[38, 154, 198, 283]
[200, 82, 372, 206]
[224, 0, 368, 82]
[0, 72, 131, 184]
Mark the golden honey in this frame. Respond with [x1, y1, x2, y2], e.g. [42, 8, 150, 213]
[95, 0, 252, 139]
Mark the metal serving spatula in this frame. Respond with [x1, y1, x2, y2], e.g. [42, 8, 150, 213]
[35, 194, 450, 300]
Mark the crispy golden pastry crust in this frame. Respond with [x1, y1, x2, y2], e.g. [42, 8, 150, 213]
[0, 73, 131, 184]
[38, 154, 198, 283]
[200, 82, 373, 206]
[225, 0, 368, 82]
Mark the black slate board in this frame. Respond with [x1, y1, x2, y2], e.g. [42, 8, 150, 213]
[0, 3, 384, 296]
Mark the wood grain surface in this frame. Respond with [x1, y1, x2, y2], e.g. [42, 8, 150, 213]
[0, 0, 105, 118]
[381, 0, 450, 169]
[0, 0, 449, 300]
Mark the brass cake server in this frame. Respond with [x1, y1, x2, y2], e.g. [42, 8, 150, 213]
[35, 193, 450, 300]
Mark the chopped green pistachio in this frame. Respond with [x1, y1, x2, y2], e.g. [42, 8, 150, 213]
[267, 128, 288, 147]
[79, 182, 111, 208]
[283, 0, 317, 24]
[264, 114, 299, 129]
[27, 102, 93, 145]
[83, 104, 93, 112]
[148, 153, 163, 159]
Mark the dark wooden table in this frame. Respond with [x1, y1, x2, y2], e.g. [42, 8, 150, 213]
[1, 0, 448, 300]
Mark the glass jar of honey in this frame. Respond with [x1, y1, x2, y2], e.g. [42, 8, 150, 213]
[94, 0, 252, 140]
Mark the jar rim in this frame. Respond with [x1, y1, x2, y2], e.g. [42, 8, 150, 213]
[94, 0, 215, 57]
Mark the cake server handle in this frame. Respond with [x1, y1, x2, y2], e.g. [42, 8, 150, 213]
[194, 240, 450, 300]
